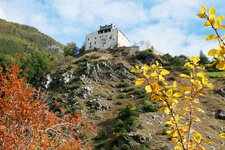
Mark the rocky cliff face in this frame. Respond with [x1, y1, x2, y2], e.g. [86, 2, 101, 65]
[43, 49, 225, 149]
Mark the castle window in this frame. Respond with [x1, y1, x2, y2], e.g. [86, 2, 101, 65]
[94, 41, 96, 44]
[95, 37, 97, 39]
[102, 38, 106, 44]
[88, 38, 89, 41]
[109, 35, 112, 39]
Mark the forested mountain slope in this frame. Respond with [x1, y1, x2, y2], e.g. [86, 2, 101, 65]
[0, 19, 64, 83]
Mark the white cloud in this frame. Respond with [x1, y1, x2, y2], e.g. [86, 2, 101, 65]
[0, 0, 223, 56]
[52, 0, 149, 26]
[149, 0, 200, 27]
[129, 23, 216, 56]
[0, 6, 7, 19]
[128, 0, 221, 56]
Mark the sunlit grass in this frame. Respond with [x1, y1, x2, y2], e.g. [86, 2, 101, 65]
[205, 71, 225, 78]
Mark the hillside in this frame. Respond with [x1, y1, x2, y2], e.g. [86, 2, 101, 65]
[0, 19, 63, 55]
[43, 48, 225, 150]
[0, 19, 65, 83]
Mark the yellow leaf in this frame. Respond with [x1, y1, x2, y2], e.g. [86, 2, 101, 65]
[209, 7, 216, 16]
[150, 72, 158, 77]
[179, 74, 190, 78]
[160, 69, 170, 75]
[164, 107, 170, 115]
[199, 92, 205, 96]
[184, 62, 194, 69]
[166, 130, 172, 135]
[135, 78, 145, 86]
[219, 133, 225, 138]
[172, 131, 178, 137]
[145, 85, 152, 93]
[200, 5, 207, 12]
[174, 145, 182, 150]
[131, 69, 140, 73]
[197, 146, 206, 150]
[135, 65, 139, 69]
[207, 83, 214, 89]
[208, 49, 217, 56]
[171, 137, 178, 143]
[166, 121, 174, 126]
[205, 34, 217, 40]
[143, 64, 150, 72]
[203, 139, 212, 144]
[218, 25, 225, 30]
[159, 75, 165, 82]
[197, 13, 206, 18]
[217, 16, 225, 21]
[193, 132, 202, 143]
[173, 81, 177, 88]
[203, 21, 211, 27]
[189, 56, 200, 64]
[193, 116, 201, 122]
[196, 107, 205, 113]
[171, 98, 178, 104]
[197, 72, 205, 78]
[215, 20, 221, 28]
[173, 92, 182, 98]
[193, 98, 200, 103]
[166, 89, 173, 97]
[216, 62, 225, 70]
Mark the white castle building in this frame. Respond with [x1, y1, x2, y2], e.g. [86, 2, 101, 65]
[85, 24, 131, 50]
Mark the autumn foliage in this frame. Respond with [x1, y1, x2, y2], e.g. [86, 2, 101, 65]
[0, 66, 94, 149]
[132, 5, 225, 150]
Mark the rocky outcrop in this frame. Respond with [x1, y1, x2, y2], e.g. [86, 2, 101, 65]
[87, 98, 111, 111]
[216, 89, 225, 97]
[216, 109, 225, 120]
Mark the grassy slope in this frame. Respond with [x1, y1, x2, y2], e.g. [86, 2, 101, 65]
[0, 19, 64, 56]
[47, 49, 225, 149]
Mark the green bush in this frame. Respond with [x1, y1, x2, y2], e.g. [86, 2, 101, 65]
[20, 50, 51, 83]
[116, 82, 130, 88]
[135, 49, 154, 64]
[117, 94, 126, 99]
[122, 86, 135, 93]
[118, 105, 140, 120]
[143, 100, 159, 112]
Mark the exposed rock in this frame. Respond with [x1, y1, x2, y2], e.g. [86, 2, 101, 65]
[94, 116, 103, 120]
[84, 86, 93, 95]
[132, 135, 147, 144]
[87, 99, 111, 111]
[44, 74, 52, 88]
[215, 89, 225, 97]
[216, 109, 225, 120]
[116, 63, 130, 78]
[62, 71, 74, 83]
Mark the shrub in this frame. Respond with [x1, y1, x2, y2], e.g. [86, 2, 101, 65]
[117, 93, 126, 99]
[143, 100, 159, 112]
[118, 105, 140, 120]
[0, 66, 94, 149]
[135, 49, 155, 64]
[116, 82, 130, 88]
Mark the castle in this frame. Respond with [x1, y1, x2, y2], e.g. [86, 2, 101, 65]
[85, 24, 131, 50]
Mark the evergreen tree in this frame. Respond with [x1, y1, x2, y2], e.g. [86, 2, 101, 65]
[199, 50, 209, 65]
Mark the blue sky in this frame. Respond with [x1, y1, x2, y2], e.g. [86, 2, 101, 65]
[0, 0, 224, 56]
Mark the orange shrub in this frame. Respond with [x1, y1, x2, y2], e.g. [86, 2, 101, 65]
[0, 65, 94, 150]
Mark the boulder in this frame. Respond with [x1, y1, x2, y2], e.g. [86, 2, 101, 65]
[216, 109, 225, 120]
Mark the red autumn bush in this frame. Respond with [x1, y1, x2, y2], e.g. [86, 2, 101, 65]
[0, 65, 94, 150]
